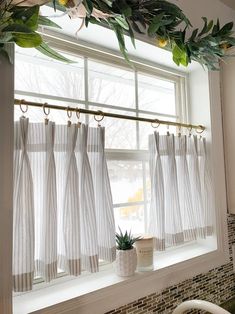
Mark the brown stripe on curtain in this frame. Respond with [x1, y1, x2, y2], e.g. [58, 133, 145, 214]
[13, 272, 34, 292]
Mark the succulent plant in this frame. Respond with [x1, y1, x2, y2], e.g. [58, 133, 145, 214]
[116, 228, 141, 250]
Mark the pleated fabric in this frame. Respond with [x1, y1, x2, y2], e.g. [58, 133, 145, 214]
[148, 132, 214, 250]
[161, 135, 184, 246]
[175, 135, 196, 241]
[88, 127, 116, 262]
[198, 138, 214, 236]
[29, 122, 57, 282]
[61, 124, 82, 275]
[148, 133, 165, 250]
[13, 117, 34, 292]
[78, 125, 99, 272]
[187, 135, 206, 238]
[13, 120, 115, 292]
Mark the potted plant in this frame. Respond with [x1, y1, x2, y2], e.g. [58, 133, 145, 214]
[115, 228, 140, 277]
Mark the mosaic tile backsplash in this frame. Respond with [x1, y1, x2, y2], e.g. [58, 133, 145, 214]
[106, 214, 235, 314]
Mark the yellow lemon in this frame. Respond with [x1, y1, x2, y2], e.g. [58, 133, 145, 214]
[58, 0, 69, 5]
[219, 43, 230, 52]
[157, 38, 168, 48]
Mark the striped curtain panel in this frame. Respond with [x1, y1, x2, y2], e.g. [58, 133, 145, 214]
[88, 127, 116, 262]
[148, 132, 214, 251]
[13, 118, 34, 292]
[13, 118, 115, 292]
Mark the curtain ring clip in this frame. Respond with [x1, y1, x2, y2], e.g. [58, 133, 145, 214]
[188, 125, 193, 137]
[94, 110, 104, 127]
[177, 125, 182, 137]
[166, 124, 170, 136]
[43, 103, 50, 125]
[196, 125, 204, 134]
[67, 106, 72, 127]
[151, 119, 160, 129]
[19, 99, 28, 116]
[76, 107, 81, 128]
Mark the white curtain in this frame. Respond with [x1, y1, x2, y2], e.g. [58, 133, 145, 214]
[148, 132, 214, 251]
[13, 118, 34, 292]
[13, 118, 115, 292]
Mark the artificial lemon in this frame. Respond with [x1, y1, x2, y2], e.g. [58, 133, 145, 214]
[157, 38, 168, 48]
[219, 43, 230, 52]
[58, 0, 69, 5]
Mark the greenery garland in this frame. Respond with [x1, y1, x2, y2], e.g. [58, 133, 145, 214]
[1, 0, 235, 69]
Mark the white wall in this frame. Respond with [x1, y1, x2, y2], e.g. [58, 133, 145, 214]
[220, 0, 235, 10]
[0, 45, 14, 314]
[171, 0, 235, 29]
[221, 49, 235, 214]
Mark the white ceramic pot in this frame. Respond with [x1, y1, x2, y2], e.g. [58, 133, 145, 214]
[115, 248, 137, 277]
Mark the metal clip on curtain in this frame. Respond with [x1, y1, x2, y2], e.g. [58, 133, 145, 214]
[76, 107, 81, 128]
[151, 119, 160, 129]
[94, 110, 105, 127]
[19, 99, 28, 118]
[43, 103, 50, 125]
[67, 107, 72, 127]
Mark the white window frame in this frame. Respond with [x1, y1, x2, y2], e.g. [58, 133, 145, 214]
[15, 33, 187, 241]
[12, 32, 229, 314]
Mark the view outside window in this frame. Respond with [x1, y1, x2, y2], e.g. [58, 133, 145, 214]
[15, 47, 179, 236]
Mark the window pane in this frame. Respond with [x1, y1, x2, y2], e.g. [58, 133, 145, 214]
[88, 60, 135, 108]
[89, 107, 137, 149]
[108, 160, 144, 204]
[138, 73, 176, 115]
[15, 48, 85, 100]
[115, 205, 144, 235]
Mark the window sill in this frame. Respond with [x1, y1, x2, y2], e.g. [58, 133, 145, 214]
[13, 241, 228, 314]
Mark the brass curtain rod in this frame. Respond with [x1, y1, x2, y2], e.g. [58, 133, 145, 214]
[14, 99, 205, 132]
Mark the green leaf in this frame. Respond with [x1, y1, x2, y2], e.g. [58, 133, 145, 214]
[172, 44, 189, 67]
[122, 6, 132, 18]
[127, 21, 136, 48]
[83, 0, 93, 15]
[38, 16, 62, 29]
[198, 17, 208, 37]
[2, 24, 33, 34]
[115, 16, 129, 30]
[206, 20, 214, 34]
[131, 20, 143, 34]
[116, 227, 140, 250]
[218, 22, 234, 36]
[11, 5, 40, 31]
[36, 42, 75, 63]
[212, 19, 220, 35]
[189, 28, 198, 42]
[115, 28, 130, 62]
[13, 32, 42, 48]
[23, 5, 40, 31]
[148, 13, 165, 36]
[227, 37, 235, 45]
[0, 33, 13, 43]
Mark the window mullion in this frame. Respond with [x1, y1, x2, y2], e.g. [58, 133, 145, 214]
[135, 70, 140, 150]
[84, 57, 89, 124]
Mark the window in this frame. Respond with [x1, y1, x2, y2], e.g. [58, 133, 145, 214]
[15, 46, 185, 238]
[10, 13, 229, 314]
